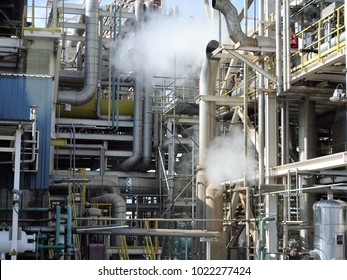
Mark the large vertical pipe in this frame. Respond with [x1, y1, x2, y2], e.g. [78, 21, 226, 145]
[243, 0, 251, 261]
[58, 0, 99, 105]
[196, 40, 220, 259]
[346, 0, 347, 89]
[298, 97, 316, 251]
[142, 72, 154, 169]
[282, 0, 290, 91]
[265, 92, 278, 258]
[275, 0, 282, 96]
[281, 99, 289, 165]
[205, 186, 223, 232]
[258, 0, 265, 188]
[198, 40, 220, 166]
[10, 128, 22, 260]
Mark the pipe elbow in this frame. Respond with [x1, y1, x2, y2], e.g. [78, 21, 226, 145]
[212, 0, 256, 46]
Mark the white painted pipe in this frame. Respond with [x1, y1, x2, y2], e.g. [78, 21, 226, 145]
[10, 128, 22, 260]
[1, 230, 36, 258]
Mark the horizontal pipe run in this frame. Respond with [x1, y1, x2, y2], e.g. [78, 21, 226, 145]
[76, 227, 221, 238]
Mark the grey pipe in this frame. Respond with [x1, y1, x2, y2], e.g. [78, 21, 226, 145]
[118, 76, 144, 170]
[142, 74, 154, 169]
[196, 40, 220, 233]
[118, 2, 146, 170]
[212, 0, 255, 46]
[90, 193, 126, 245]
[199, 39, 220, 165]
[90, 193, 125, 220]
[77, 227, 221, 238]
[58, 0, 99, 105]
[212, 0, 275, 47]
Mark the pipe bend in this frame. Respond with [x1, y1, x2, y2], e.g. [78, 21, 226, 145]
[206, 39, 220, 59]
[57, 0, 99, 106]
[212, 0, 256, 46]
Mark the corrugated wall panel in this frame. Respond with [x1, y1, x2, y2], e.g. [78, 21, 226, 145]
[0, 74, 53, 190]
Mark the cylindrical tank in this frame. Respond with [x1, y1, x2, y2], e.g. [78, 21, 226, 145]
[313, 199, 347, 260]
[0, 229, 36, 256]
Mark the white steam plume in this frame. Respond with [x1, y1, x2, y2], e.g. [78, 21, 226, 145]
[205, 126, 257, 185]
[113, 13, 227, 77]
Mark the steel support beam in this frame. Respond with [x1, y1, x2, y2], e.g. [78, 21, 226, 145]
[270, 152, 347, 177]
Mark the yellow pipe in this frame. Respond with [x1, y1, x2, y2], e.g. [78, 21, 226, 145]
[59, 99, 134, 119]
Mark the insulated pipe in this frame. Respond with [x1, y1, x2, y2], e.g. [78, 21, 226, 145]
[90, 193, 126, 245]
[197, 40, 220, 233]
[212, 0, 255, 46]
[345, 0, 347, 91]
[212, 0, 275, 47]
[76, 227, 222, 238]
[205, 185, 223, 231]
[141, 74, 154, 170]
[118, 75, 144, 170]
[198, 40, 220, 165]
[58, 0, 99, 105]
[135, 0, 145, 23]
[275, 0, 282, 95]
[118, 2, 145, 170]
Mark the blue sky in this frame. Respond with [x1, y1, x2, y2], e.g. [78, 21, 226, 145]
[165, 0, 206, 18]
[34, 0, 206, 18]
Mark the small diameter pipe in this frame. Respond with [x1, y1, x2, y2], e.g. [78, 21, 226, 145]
[55, 205, 61, 247]
[65, 204, 72, 260]
[251, 216, 276, 260]
[53, 205, 61, 259]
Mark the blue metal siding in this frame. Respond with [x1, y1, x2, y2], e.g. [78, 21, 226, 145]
[0, 74, 53, 190]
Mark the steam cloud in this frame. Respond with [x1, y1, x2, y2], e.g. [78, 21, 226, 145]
[205, 126, 257, 185]
[113, 12, 227, 77]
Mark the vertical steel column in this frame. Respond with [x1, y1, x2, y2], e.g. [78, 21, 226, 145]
[243, 0, 250, 261]
[276, 0, 283, 95]
[265, 92, 278, 259]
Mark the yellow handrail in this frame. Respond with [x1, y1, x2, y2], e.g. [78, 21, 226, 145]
[291, 5, 345, 73]
[119, 235, 129, 260]
[144, 221, 156, 260]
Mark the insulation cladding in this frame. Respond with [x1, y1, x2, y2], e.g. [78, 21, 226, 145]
[0, 74, 53, 190]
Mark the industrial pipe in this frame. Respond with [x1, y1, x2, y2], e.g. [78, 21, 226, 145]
[212, 0, 255, 46]
[65, 204, 72, 260]
[0, 229, 36, 260]
[212, 0, 275, 47]
[58, 0, 99, 105]
[196, 39, 221, 231]
[118, 74, 144, 170]
[90, 193, 126, 245]
[275, 0, 282, 96]
[199, 40, 220, 165]
[118, 1, 147, 170]
[76, 227, 221, 238]
[141, 74, 154, 170]
[10, 128, 22, 260]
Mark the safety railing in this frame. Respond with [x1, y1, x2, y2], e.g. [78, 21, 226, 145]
[143, 221, 156, 260]
[119, 228, 129, 260]
[21, 4, 62, 37]
[291, 4, 345, 73]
